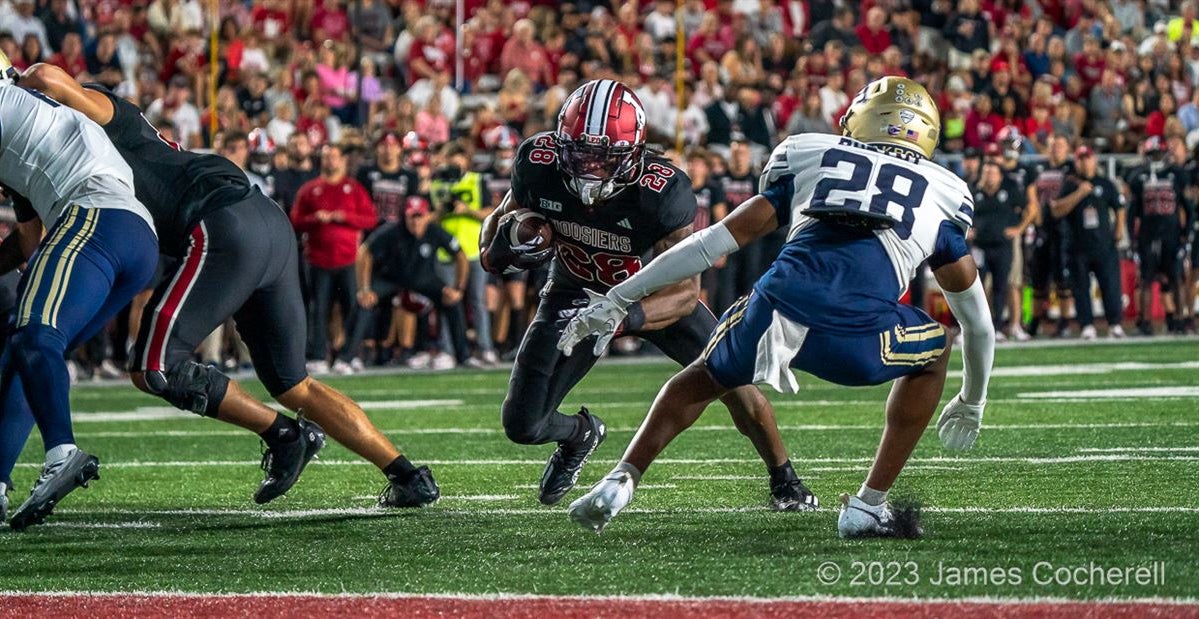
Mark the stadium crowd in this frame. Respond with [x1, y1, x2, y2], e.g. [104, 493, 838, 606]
[0, 0, 1195, 379]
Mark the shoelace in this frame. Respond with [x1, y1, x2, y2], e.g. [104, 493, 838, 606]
[259, 441, 274, 475]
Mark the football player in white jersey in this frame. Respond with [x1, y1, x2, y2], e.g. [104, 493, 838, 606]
[557, 77, 995, 538]
[0, 52, 158, 529]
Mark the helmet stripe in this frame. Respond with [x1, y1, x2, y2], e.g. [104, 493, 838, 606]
[585, 79, 615, 135]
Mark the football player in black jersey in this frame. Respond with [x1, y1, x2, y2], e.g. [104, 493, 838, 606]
[17, 63, 440, 508]
[1126, 136, 1194, 335]
[357, 130, 422, 226]
[994, 127, 1040, 341]
[1028, 135, 1076, 337]
[481, 80, 811, 510]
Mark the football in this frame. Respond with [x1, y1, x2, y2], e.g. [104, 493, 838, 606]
[506, 208, 554, 255]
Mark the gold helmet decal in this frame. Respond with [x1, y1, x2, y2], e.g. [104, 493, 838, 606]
[839, 77, 940, 159]
[0, 50, 17, 87]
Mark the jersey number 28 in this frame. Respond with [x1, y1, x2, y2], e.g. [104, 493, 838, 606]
[809, 149, 928, 239]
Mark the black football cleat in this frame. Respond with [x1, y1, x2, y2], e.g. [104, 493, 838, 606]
[538, 408, 606, 506]
[254, 417, 326, 504]
[10, 449, 100, 531]
[769, 469, 820, 512]
[378, 466, 440, 507]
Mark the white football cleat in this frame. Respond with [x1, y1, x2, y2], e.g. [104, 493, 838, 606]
[1109, 325, 1126, 339]
[1080, 325, 1097, 340]
[567, 470, 636, 533]
[838, 494, 896, 538]
[331, 359, 354, 375]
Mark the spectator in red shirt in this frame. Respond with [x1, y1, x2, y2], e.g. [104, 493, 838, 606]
[964, 93, 1005, 149]
[311, 0, 350, 42]
[251, 0, 291, 44]
[291, 143, 378, 369]
[1073, 35, 1106, 94]
[856, 7, 892, 55]
[687, 12, 732, 77]
[48, 32, 87, 78]
[408, 16, 452, 83]
[500, 19, 553, 88]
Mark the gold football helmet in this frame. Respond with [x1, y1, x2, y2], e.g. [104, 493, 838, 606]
[839, 76, 940, 159]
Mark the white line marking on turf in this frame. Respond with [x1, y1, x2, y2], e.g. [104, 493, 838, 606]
[41, 521, 162, 529]
[54, 506, 1199, 520]
[1019, 387, 1199, 399]
[1078, 447, 1199, 453]
[989, 361, 1199, 377]
[514, 483, 678, 490]
[1, 589, 1195, 606]
[16, 454, 1199, 469]
[71, 400, 463, 423]
[69, 421, 1199, 439]
[351, 494, 520, 502]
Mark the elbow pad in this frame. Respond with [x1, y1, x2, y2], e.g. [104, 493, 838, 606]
[942, 275, 995, 405]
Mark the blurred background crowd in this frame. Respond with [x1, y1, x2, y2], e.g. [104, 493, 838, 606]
[0, 0, 1195, 379]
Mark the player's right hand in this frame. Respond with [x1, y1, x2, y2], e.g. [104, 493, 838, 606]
[937, 395, 984, 450]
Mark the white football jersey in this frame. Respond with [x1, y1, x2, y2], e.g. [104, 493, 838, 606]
[760, 133, 973, 290]
[0, 86, 153, 230]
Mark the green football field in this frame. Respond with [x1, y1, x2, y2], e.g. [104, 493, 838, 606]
[1, 339, 1197, 602]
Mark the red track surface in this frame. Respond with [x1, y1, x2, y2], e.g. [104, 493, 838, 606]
[2, 594, 1197, 619]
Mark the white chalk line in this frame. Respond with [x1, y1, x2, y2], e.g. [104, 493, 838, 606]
[12, 454, 1199, 470]
[68, 421, 1199, 439]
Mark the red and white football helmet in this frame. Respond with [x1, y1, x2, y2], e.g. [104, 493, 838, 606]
[554, 79, 647, 205]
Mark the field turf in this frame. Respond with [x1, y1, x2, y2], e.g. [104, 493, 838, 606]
[1, 338, 1197, 604]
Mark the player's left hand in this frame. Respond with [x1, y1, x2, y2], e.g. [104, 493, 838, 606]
[937, 395, 984, 450]
[558, 289, 628, 357]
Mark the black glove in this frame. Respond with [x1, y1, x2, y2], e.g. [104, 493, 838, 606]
[481, 215, 553, 275]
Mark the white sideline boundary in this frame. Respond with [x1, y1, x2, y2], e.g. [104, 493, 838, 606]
[0, 589, 1195, 606]
[13, 454, 1199, 469]
[49, 505, 1199, 520]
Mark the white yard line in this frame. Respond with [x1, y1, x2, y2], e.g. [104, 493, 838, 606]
[14, 454, 1199, 470]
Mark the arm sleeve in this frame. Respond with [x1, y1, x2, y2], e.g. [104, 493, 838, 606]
[941, 274, 995, 405]
[608, 222, 740, 306]
[759, 174, 795, 229]
[928, 220, 969, 269]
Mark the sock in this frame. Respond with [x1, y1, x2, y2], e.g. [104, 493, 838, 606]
[768, 460, 797, 486]
[857, 484, 888, 506]
[259, 414, 300, 446]
[45, 443, 77, 465]
[383, 455, 418, 480]
[0, 480, 7, 496]
[568, 411, 591, 444]
[613, 461, 642, 485]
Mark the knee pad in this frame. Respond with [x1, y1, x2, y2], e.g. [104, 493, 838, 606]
[145, 361, 229, 417]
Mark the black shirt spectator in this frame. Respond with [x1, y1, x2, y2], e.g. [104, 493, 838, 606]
[943, 2, 990, 54]
[40, 0, 84, 52]
[365, 218, 459, 297]
[808, 7, 858, 51]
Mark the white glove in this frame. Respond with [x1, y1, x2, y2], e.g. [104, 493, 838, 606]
[937, 395, 984, 450]
[557, 289, 628, 357]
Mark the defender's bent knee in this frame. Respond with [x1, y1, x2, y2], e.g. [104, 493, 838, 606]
[144, 361, 230, 417]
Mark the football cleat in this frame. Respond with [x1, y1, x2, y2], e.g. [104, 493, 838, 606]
[837, 494, 922, 539]
[10, 449, 100, 531]
[254, 417, 326, 504]
[379, 466, 440, 508]
[769, 470, 820, 512]
[568, 469, 636, 533]
[0, 481, 8, 524]
[538, 408, 606, 506]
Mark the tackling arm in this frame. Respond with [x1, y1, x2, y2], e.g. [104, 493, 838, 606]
[557, 195, 780, 356]
[933, 254, 995, 450]
[19, 63, 116, 125]
[0, 219, 43, 277]
[635, 225, 700, 332]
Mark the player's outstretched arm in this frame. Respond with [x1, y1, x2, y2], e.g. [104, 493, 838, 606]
[19, 63, 116, 125]
[557, 195, 779, 356]
[933, 255, 995, 450]
[636, 224, 700, 332]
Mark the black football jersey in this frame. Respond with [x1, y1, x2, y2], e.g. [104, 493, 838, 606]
[357, 164, 420, 225]
[86, 84, 250, 257]
[510, 132, 696, 293]
[1126, 164, 1189, 242]
[1032, 159, 1073, 225]
[692, 181, 726, 230]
